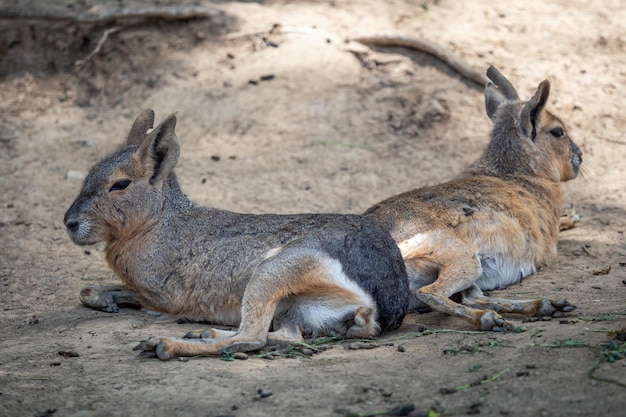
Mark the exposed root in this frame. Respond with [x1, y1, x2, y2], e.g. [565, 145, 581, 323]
[350, 34, 488, 87]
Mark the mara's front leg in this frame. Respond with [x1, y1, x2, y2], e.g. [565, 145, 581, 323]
[80, 285, 143, 313]
[460, 284, 576, 317]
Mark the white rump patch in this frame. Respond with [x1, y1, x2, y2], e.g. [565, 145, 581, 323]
[398, 233, 432, 258]
[275, 254, 378, 336]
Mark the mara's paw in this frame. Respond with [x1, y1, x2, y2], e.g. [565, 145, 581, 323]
[79, 285, 141, 313]
[559, 208, 581, 231]
[79, 287, 121, 313]
[537, 299, 576, 318]
[184, 328, 236, 339]
[479, 311, 514, 332]
[346, 307, 378, 338]
[133, 337, 175, 361]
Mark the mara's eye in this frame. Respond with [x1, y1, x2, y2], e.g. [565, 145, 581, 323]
[109, 179, 131, 192]
[550, 127, 564, 138]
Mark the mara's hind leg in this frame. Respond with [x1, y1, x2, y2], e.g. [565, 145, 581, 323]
[402, 233, 514, 331]
[80, 285, 142, 313]
[135, 247, 378, 360]
[461, 284, 576, 317]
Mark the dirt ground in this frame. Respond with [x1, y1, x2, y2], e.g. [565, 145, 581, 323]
[1, 0, 625, 416]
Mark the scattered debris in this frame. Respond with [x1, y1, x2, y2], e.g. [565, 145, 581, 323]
[440, 368, 509, 395]
[588, 330, 626, 387]
[581, 244, 595, 257]
[539, 339, 588, 348]
[468, 364, 482, 373]
[593, 266, 611, 276]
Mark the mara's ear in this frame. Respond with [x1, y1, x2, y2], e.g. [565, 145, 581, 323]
[136, 114, 180, 185]
[484, 66, 520, 121]
[127, 109, 155, 146]
[485, 82, 504, 121]
[519, 80, 550, 141]
[486, 66, 519, 100]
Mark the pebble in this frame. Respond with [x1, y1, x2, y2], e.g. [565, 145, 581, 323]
[66, 170, 86, 182]
[397, 344, 406, 352]
[300, 348, 314, 356]
[257, 389, 273, 398]
[234, 352, 249, 360]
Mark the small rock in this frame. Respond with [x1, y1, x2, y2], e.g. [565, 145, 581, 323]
[257, 388, 273, 398]
[66, 170, 86, 182]
[300, 348, 314, 356]
[234, 352, 249, 360]
[397, 344, 406, 352]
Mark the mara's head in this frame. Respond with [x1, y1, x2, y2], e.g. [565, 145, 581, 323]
[484, 66, 582, 182]
[64, 110, 181, 245]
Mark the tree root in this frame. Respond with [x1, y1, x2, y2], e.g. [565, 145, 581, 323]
[350, 34, 488, 87]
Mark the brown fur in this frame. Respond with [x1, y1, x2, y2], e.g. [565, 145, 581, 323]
[365, 66, 582, 331]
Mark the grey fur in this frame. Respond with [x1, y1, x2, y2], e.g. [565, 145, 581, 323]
[64, 111, 409, 358]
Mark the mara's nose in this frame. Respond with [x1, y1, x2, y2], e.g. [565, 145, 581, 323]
[65, 218, 80, 233]
[64, 207, 80, 233]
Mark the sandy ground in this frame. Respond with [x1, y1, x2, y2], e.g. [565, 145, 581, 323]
[1, 0, 625, 416]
